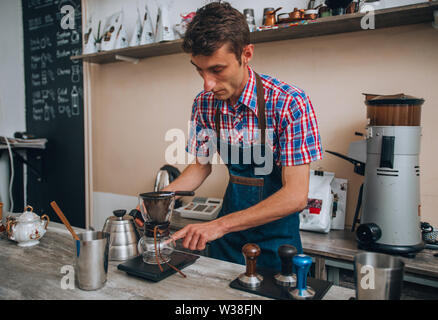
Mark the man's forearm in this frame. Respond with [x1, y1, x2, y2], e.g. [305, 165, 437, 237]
[217, 186, 307, 235]
[162, 161, 212, 193]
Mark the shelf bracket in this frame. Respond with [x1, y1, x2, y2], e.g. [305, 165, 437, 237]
[115, 55, 140, 64]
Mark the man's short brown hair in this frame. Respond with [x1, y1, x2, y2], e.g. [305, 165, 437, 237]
[182, 2, 250, 64]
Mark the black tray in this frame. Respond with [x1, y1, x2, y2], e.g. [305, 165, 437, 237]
[117, 251, 199, 282]
[230, 267, 332, 300]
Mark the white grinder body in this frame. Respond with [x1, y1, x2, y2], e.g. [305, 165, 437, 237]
[359, 125, 424, 253]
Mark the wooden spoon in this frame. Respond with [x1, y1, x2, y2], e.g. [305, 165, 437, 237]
[50, 201, 79, 241]
[50, 201, 81, 256]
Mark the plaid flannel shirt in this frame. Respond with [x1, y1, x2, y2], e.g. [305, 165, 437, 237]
[186, 66, 323, 167]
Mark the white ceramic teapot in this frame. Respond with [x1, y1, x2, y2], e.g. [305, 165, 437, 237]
[6, 205, 50, 247]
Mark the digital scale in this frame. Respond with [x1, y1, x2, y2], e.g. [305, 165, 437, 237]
[175, 197, 223, 221]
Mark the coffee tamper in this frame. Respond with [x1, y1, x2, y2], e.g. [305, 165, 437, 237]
[289, 254, 315, 300]
[274, 244, 297, 286]
[238, 243, 263, 289]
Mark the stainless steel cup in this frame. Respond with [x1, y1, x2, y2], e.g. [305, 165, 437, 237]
[244, 9, 256, 32]
[354, 252, 405, 300]
[75, 231, 110, 291]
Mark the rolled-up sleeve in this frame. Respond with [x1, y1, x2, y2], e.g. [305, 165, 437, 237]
[278, 93, 323, 166]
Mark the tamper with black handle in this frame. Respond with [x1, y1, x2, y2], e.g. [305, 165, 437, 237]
[274, 244, 297, 286]
[238, 243, 263, 289]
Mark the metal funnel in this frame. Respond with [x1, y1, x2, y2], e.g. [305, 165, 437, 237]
[138, 192, 175, 224]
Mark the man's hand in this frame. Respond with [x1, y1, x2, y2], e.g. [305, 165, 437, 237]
[170, 220, 226, 251]
[169, 164, 310, 251]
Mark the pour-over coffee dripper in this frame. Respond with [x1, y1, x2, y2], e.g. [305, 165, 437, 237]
[138, 191, 194, 265]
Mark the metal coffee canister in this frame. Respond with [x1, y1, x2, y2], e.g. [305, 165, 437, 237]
[244, 9, 256, 32]
[263, 7, 275, 25]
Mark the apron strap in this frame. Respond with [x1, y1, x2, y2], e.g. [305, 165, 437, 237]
[255, 72, 266, 146]
[214, 71, 267, 187]
[215, 72, 266, 145]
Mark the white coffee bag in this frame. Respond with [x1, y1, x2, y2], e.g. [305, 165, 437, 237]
[114, 9, 128, 50]
[130, 6, 143, 47]
[101, 11, 122, 51]
[140, 3, 155, 45]
[155, 3, 175, 42]
[83, 14, 96, 54]
[300, 171, 334, 234]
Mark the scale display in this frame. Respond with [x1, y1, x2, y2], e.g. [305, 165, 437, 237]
[176, 197, 223, 221]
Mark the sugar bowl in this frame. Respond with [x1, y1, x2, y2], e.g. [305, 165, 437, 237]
[6, 205, 50, 247]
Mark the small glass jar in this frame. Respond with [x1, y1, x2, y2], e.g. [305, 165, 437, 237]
[138, 234, 175, 265]
[244, 9, 256, 32]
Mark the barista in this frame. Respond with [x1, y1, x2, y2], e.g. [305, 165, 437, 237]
[166, 2, 323, 269]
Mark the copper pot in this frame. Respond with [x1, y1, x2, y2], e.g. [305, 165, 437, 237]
[346, 1, 359, 14]
[264, 7, 282, 26]
[304, 9, 319, 20]
[277, 8, 303, 23]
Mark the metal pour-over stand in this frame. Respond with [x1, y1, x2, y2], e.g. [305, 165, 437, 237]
[117, 191, 199, 282]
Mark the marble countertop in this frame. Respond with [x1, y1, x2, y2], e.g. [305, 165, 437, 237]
[0, 227, 354, 300]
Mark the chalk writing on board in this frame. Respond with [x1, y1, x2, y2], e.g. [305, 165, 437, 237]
[57, 87, 69, 104]
[71, 86, 79, 116]
[33, 107, 43, 121]
[43, 102, 56, 122]
[41, 89, 55, 101]
[71, 30, 80, 44]
[30, 35, 52, 51]
[40, 53, 53, 69]
[31, 73, 41, 87]
[57, 68, 71, 76]
[56, 49, 71, 58]
[25, 0, 83, 123]
[70, 48, 81, 62]
[28, 16, 55, 31]
[28, 0, 54, 10]
[56, 30, 71, 47]
[71, 65, 81, 83]
[32, 91, 44, 105]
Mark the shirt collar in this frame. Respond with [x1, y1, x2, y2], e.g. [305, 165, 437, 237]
[216, 66, 258, 116]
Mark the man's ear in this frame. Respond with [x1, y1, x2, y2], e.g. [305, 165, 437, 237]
[242, 44, 254, 65]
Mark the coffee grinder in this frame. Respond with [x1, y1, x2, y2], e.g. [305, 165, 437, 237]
[327, 93, 425, 257]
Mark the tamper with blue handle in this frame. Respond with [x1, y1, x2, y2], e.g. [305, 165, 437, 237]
[289, 254, 316, 300]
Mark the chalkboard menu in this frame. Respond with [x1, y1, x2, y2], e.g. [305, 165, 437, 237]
[22, 0, 85, 228]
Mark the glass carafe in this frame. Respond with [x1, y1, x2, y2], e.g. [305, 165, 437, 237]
[139, 234, 175, 264]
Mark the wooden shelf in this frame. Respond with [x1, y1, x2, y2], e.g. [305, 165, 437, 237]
[71, 1, 438, 65]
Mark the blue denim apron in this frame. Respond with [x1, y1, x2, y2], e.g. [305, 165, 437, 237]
[209, 72, 303, 270]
